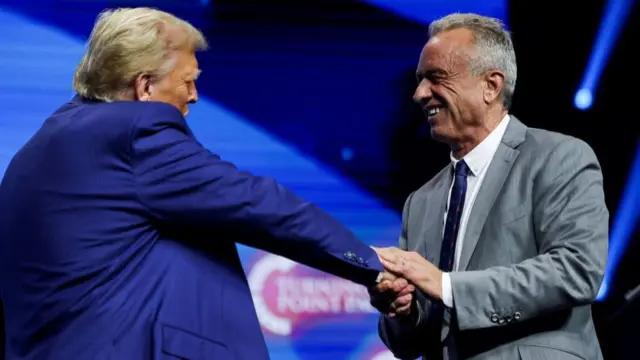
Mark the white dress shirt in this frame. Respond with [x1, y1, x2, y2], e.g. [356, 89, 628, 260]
[441, 115, 511, 307]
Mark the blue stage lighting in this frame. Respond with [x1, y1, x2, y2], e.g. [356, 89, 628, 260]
[574, 0, 633, 110]
[574, 89, 593, 110]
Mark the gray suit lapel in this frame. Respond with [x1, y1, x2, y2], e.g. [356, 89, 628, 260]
[457, 116, 528, 270]
[417, 168, 452, 264]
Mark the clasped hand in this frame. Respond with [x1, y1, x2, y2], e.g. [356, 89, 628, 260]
[369, 247, 443, 318]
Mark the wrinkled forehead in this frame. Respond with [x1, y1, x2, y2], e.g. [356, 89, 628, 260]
[417, 29, 475, 71]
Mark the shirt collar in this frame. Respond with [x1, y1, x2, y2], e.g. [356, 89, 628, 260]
[450, 114, 511, 176]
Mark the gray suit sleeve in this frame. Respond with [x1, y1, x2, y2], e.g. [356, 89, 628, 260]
[378, 192, 437, 359]
[449, 138, 608, 331]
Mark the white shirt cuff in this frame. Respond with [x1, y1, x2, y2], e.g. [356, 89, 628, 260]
[375, 272, 383, 283]
[441, 272, 453, 308]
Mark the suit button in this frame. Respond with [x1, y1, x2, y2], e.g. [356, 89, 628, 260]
[498, 317, 505, 324]
[514, 312, 521, 320]
[344, 251, 355, 260]
[490, 314, 499, 323]
[505, 316, 512, 323]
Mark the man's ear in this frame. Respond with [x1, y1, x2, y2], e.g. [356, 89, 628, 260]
[133, 73, 154, 101]
[483, 70, 505, 104]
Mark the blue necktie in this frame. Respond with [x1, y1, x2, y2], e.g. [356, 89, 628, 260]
[427, 161, 470, 360]
[439, 160, 470, 272]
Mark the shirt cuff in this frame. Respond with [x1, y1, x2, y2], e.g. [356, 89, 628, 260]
[441, 272, 453, 308]
[375, 272, 384, 283]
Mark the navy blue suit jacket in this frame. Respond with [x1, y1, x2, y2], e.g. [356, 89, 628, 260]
[0, 96, 384, 359]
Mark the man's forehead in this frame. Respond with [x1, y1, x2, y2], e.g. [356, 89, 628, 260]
[433, 27, 475, 43]
[178, 53, 200, 77]
[427, 29, 473, 53]
[418, 29, 474, 68]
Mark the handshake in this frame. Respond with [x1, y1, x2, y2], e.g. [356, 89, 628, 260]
[368, 247, 444, 318]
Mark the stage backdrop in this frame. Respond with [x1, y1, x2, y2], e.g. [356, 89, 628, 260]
[0, 1, 506, 359]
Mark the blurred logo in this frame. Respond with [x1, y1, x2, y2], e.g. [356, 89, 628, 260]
[247, 253, 377, 336]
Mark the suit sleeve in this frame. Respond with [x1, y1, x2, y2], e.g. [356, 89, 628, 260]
[449, 138, 608, 330]
[378, 192, 438, 359]
[129, 104, 383, 286]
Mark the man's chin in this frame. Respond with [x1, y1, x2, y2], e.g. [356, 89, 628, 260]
[429, 126, 447, 142]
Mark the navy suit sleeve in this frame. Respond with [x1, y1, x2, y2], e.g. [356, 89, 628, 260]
[129, 103, 383, 286]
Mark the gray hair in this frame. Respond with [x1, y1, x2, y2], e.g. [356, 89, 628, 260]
[429, 13, 517, 109]
[73, 7, 208, 102]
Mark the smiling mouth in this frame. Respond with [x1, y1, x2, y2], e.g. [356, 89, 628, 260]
[425, 105, 446, 119]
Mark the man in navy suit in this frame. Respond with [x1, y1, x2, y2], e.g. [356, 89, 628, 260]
[0, 8, 409, 360]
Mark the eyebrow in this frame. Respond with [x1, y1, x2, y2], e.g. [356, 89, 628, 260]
[416, 69, 446, 78]
[189, 69, 202, 80]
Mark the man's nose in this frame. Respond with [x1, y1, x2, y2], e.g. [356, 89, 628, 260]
[413, 81, 432, 104]
[188, 87, 198, 104]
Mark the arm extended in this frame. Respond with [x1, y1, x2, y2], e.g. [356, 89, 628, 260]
[130, 104, 383, 286]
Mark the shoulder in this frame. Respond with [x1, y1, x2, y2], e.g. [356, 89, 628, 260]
[504, 117, 598, 172]
[86, 101, 190, 156]
[524, 127, 599, 169]
[65, 99, 186, 134]
[519, 126, 602, 193]
[106, 100, 186, 130]
[90, 101, 190, 144]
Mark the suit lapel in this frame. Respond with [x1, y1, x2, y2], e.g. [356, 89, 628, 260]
[457, 117, 527, 270]
[417, 168, 452, 264]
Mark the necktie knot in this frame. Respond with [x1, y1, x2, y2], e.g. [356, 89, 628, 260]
[455, 160, 470, 177]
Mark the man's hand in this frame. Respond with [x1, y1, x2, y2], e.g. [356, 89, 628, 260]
[370, 247, 415, 318]
[368, 272, 415, 318]
[374, 247, 443, 302]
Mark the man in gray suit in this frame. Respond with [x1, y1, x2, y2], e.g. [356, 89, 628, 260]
[371, 13, 608, 360]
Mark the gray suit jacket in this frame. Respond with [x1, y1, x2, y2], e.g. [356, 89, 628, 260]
[378, 117, 608, 360]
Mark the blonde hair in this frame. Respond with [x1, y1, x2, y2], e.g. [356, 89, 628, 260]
[73, 7, 208, 101]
